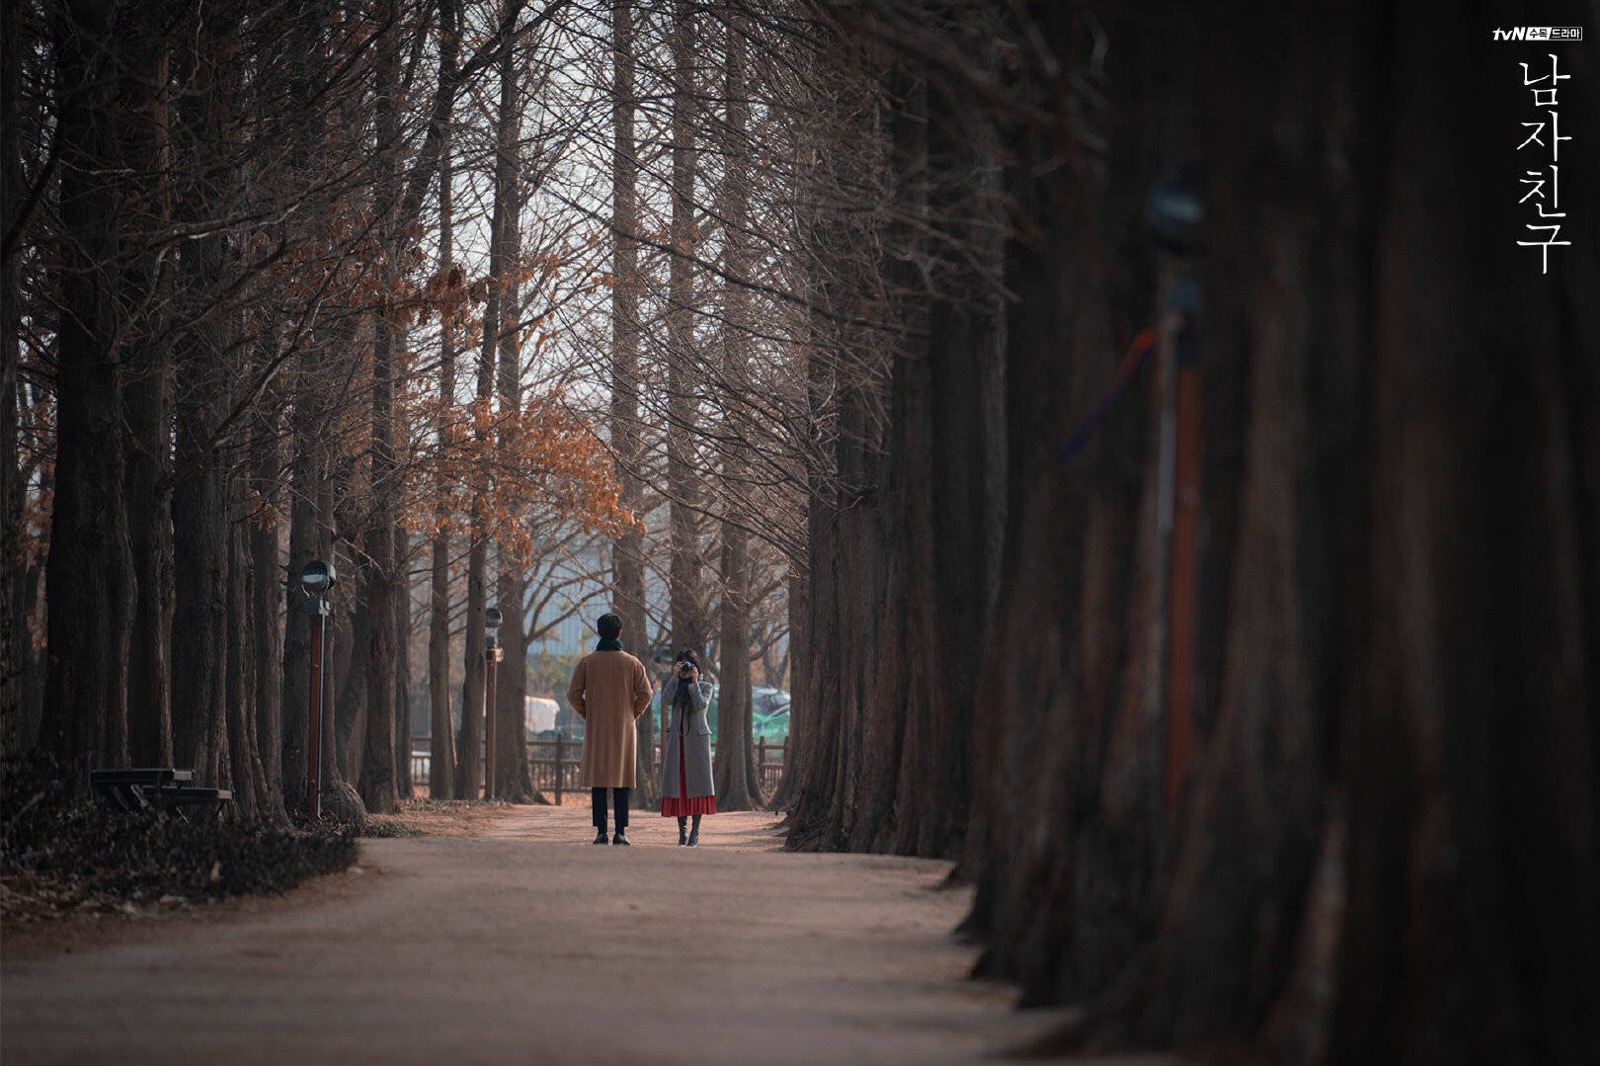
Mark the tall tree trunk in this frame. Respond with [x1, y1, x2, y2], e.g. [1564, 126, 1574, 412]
[1326, 4, 1599, 1062]
[169, 344, 228, 786]
[2, 0, 29, 751]
[277, 12, 327, 818]
[489, 29, 532, 803]
[457, 533, 486, 798]
[225, 483, 273, 820]
[325, 487, 365, 822]
[496, 560, 532, 801]
[335, 544, 369, 784]
[44, 0, 138, 778]
[712, 17, 758, 811]
[842, 62, 929, 855]
[768, 559, 809, 812]
[121, 13, 174, 770]
[786, 333, 885, 851]
[395, 526, 414, 800]
[358, 346, 400, 815]
[358, 0, 403, 816]
[250, 323, 286, 816]
[714, 527, 756, 808]
[281, 349, 324, 816]
[457, 25, 517, 800]
[428, 525, 457, 798]
[665, 0, 706, 666]
[610, 0, 655, 808]
[169, 6, 239, 787]
[427, 0, 461, 802]
[889, 51, 1004, 859]
[781, 54, 878, 837]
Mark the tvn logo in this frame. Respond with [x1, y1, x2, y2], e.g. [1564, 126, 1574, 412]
[1492, 26, 1584, 41]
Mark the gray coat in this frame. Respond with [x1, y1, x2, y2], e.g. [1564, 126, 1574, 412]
[660, 678, 714, 799]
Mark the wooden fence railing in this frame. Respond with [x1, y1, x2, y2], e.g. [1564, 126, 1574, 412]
[408, 736, 787, 803]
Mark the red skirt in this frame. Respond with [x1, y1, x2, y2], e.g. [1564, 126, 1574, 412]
[660, 736, 716, 817]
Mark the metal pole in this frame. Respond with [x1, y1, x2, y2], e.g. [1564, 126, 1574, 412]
[307, 600, 327, 819]
[483, 644, 503, 800]
[1164, 299, 1202, 824]
[483, 647, 496, 800]
[554, 733, 564, 805]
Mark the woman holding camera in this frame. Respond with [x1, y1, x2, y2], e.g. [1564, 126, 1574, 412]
[660, 649, 716, 845]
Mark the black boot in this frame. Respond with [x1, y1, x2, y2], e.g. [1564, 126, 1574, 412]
[687, 814, 700, 847]
[593, 827, 609, 845]
[613, 829, 631, 846]
[677, 817, 688, 846]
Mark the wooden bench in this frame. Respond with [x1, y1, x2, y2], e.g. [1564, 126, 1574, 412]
[90, 768, 233, 820]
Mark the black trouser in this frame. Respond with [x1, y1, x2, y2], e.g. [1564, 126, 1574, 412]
[591, 787, 630, 831]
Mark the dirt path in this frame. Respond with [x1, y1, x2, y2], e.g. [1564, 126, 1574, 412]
[0, 805, 1126, 1065]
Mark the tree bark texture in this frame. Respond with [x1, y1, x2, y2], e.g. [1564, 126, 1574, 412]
[120, 11, 175, 770]
[249, 326, 285, 816]
[427, 0, 462, 803]
[281, 346, 329, 817]
[665, 0, 707, 666]
[610, 0, 655, 809]
[358, 0, 404, 816]
[225, 482, 273, 820]
[395, 527, 414, 800]
[457, 533, 486, 799]
[712, 16, 759, 811]
[489, 31, 533, 803]
[43, 0, 140, 778]
[427, 527, 457, 799]
[0, 0, 22, 751]
[784, 2, 1599, 1062]
[168, 5, 241, 788]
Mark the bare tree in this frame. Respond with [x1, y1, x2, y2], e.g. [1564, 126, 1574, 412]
[664, 0, 709, 667]
[608, 0, 657, 808]
[427, 0, 465, 802]
[711, 13, 759, 810]
[43, 0, 140, 780]
[0, 0, 21, 753]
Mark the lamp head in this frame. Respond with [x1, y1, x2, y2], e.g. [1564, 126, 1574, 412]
[1145, 163, 1204, 255]
[300, 559, 337, 593]
[485, 607, 503, 631]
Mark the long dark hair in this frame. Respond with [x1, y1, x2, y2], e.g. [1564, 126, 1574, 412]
[673, 649, 701, 710]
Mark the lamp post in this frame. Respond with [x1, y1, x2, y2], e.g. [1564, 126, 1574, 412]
[1146, 165, 1205, 824]
[300, 559, 337, 820]
[483, 606, 504, 800]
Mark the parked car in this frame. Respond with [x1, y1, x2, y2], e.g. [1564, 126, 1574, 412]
[752, 686, 790, 744]
[524, 696, 560, 740]
[752, 686, 790, 716]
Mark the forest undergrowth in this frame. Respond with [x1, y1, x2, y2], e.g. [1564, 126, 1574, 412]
[1, 753, 357, 927]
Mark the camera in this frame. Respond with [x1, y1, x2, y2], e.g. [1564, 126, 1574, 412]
[677, 660, 695, 673]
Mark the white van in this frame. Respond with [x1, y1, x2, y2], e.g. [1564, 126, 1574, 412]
[525, 696, 560, 738]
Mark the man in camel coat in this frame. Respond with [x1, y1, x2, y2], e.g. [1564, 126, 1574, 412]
[567, 612, 653, 845]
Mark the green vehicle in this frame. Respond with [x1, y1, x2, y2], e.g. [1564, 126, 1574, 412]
[751, 686, 791, 744]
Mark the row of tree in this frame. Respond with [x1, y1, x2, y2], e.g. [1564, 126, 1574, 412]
[1, 0, 799, 821]
[768, 0, 1599, 1062]
[9, 0, 1593, 1058]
